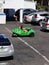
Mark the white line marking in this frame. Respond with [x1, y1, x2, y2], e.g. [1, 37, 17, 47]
[5, 27, 12, 33]
[5, 27, 49, 63]
[0, 62, 8, 65]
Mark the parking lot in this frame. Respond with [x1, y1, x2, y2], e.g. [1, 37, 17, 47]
[0, 21, 49, 65]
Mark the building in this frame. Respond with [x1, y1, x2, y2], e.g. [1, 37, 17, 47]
[0, 0, 36, 24]
[3, 0, 36, 10]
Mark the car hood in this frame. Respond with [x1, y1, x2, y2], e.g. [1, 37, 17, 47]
[12, 28, 23, 34]
[0, 44, 12, 52]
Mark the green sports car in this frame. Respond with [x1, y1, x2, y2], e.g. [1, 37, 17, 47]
[12, 27, 35, 37]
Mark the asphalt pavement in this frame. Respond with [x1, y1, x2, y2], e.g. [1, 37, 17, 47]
[0, 21, 49, 65]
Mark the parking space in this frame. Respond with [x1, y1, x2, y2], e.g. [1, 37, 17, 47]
[0, 21, 49, 65]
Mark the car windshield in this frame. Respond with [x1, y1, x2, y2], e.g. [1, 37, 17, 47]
[23, 9, 39, 15]
[28, 13, 34, 16]
[0, 38, 11, 46]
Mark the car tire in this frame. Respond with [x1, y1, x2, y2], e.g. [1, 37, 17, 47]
[12, 33, 17, 37]
[9, 56, 14, 59]
[30, 33, 35, 37]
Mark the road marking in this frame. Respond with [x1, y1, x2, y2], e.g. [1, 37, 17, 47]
[5, 27, 12, 33]
[5, 27, 49, 63]
[0, 62, 8, 65]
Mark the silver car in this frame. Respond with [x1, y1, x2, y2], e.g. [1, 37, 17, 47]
[24, 12, 49, 25]
[0, 34, 14, 57]
[41, 18, 49, 30]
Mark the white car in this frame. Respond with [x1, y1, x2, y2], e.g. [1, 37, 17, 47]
[14, 8, 39, 21]
[41, 18, 49, 30]
[24, 12, 49, 25]
[0, 34, 14, 57]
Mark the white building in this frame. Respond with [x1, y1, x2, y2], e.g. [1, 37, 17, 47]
[3, 0, 36, 10]
[0, 0, 36, 24]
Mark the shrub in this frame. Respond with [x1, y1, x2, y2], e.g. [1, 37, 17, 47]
[36, 4, 48, 11]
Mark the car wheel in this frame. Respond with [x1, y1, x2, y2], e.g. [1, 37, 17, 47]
[30, 33, 35, 37]
[12, 33, 17, 37]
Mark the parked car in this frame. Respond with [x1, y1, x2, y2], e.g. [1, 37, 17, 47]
[14, 8, 39, 21]
[24, 12, 49, 25]
[0, 34, 14, 57]
[41, 17, 49, 30]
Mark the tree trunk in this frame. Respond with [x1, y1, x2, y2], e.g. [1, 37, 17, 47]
[41, 0, 43, 5]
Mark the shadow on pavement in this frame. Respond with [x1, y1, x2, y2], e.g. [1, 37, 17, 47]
[0, 56, 13, 61]
[31, 22, 39, 26]
[40, 29, 49, 33]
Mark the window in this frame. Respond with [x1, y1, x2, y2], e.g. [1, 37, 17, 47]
[0, 38, 11, 46]
[40, 14, 49, 16]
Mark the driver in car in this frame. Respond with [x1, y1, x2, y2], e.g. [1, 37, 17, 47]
[20, 25, 27, 32]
